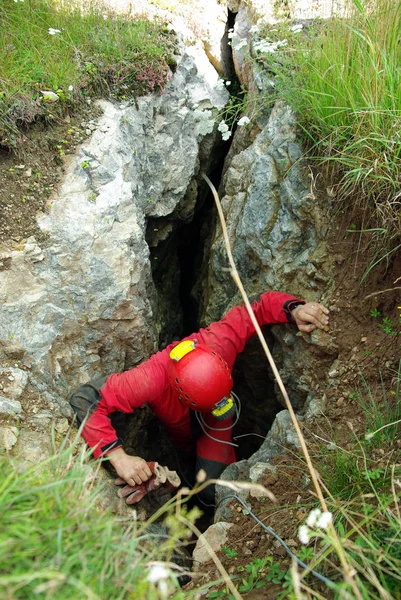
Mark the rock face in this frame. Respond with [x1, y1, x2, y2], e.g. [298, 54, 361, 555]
[0, 43, 228, 407]
[197, 100, 336, 434]
[0, 38, 228, 464]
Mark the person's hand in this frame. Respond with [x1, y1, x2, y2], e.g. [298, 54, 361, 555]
[291, 302, 329, 333]
[108, 448, 152, 486]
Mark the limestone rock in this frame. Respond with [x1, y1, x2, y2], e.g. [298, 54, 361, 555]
[192, 522, 233, 566]
[0, 396, 22, 416]
[0, 426, 19, 451]
[0, 368, 28, 399]
[13, 430, 52, 465]
[0, 42, 228, 404]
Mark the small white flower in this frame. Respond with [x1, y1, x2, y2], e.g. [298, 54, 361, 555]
[298, 525, 311, 544]
[48, 28, 61, 35]
[234, 38, 248, 51]
[316, 511, 333, 530]
[225, 80, 231, 86]
[147, 565, 171, 599]
[218, 120, 229, 133]
[249, 25, 259, 34]
[13, 0, 24, 3]
[291, 24, 304, 33]
[68, 85, 74, 92]
[237, 116, 250, 127]
[306, 508, 321, 528]
[254, 38, 288, 54]
[221, 130, 232, 141]
[147, 564, 170, 583]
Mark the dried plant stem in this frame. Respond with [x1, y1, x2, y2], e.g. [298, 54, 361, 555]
[364, 286, 401, 300]
[202, 173, 362, 599]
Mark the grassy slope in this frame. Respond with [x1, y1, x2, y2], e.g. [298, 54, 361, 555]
[0, 0, 176, 149]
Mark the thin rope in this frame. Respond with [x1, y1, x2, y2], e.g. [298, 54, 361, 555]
[218, 494, 339, 590]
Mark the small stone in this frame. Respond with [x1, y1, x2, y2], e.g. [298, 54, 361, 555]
[55, 418, 69, 434]
[0, 397, 22, 416]
[337, 398, 344, 407]
[0, 426, 19, 450]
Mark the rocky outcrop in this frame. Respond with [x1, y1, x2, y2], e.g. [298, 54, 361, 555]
[0, 40, 228, 459]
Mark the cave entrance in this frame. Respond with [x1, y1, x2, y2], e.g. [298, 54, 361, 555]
[143, 166, 283, 467]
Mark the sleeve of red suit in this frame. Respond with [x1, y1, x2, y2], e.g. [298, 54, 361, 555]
[80, 291, 304, 458]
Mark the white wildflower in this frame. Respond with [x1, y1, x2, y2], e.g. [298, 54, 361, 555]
[147, 564, 170, 583]
[14, 0, 24, 3]
[234, 38, 248, 51]
[316, 511, 333, 530]
[298, 525, 311, 544]
[217, 120, 231, 141]
[48, 28, 61, 35]
[249, 25, 259, 34]
[68, 85, 74, 92]
[306, 508, 321, 528]
[291, 24, 303, 33]
[218, 120, 229, 134]
[254, 38, 288, 54]
[147, 564, 170, 599]
[227, 28, 234, 39]
[225, 80, 231, 86]
[237, 116, 250, 127]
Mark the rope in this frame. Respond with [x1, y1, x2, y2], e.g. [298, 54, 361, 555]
[218, 494, 339, 590]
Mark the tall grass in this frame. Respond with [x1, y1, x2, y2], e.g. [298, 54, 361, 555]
[0, 443, 189, 600]
[274, 0, 401, 260]
[299, 363, 401, 598]
[0, 0, 176, 149]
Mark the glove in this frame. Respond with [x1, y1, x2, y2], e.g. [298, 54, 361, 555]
[115, 461, 181, 505]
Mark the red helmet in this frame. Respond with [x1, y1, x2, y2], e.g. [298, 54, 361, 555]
[169, 339, 233, 415]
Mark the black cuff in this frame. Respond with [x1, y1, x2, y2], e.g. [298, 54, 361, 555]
[101, 438, 124, 455]
[283, 300, 305, 323]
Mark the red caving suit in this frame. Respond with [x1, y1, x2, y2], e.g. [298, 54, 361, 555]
[79, 291, 303, 468]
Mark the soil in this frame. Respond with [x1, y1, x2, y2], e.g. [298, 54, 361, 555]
[1, 100, 401, 599]
[0, 102, 100, 247]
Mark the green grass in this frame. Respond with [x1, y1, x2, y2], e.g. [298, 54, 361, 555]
[0, 0, 177, 149]
[0, 442, 189, 600]
[266, 0, 401, 265]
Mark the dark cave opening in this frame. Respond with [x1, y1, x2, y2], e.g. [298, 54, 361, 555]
[144, 164, 283, 467]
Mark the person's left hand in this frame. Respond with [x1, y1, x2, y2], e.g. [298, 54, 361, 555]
[291, 302, 329, 333]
